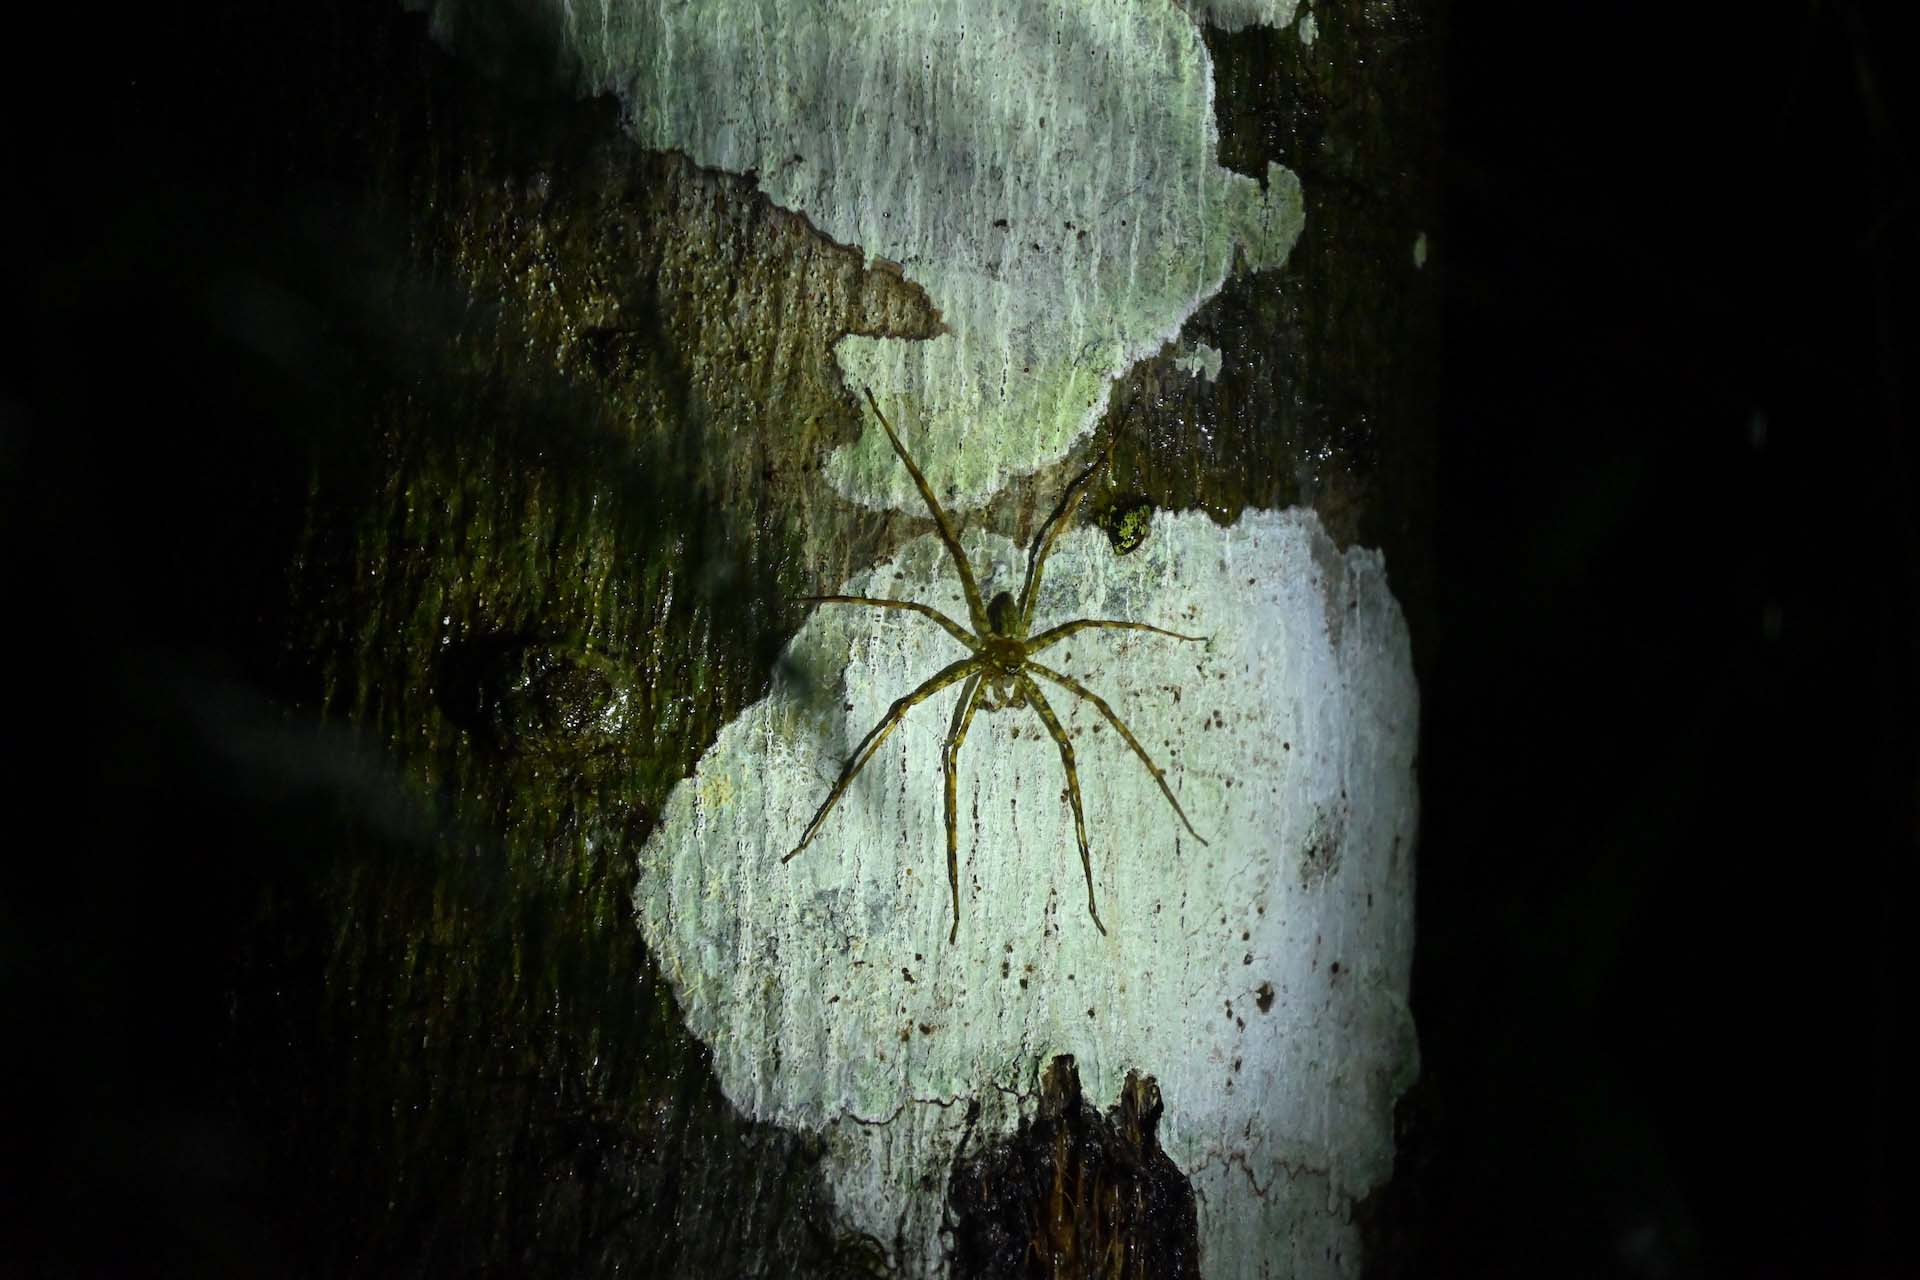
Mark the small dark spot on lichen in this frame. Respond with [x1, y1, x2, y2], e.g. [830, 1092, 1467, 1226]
[1256, 982, 1276, 1013]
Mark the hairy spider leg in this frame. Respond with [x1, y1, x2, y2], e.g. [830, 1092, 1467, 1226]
[1024, 617, 1207, 654]
[1016, 673, 1106, 934]
[940, 673, 984, 943]
[861, 388, 990, 635]
[1017, 430, 1117, 631]
[785, 655, 984, 863]
[1026, 659, 1209, 847]
[792, 595, 980, 651]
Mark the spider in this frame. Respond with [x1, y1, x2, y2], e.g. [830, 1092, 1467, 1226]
[785, 388, 1208, 943]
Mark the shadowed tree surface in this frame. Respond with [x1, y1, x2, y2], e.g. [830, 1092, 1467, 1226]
[6, 0, 1436, 1275]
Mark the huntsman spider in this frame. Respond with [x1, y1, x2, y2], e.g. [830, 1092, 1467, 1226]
[787, 389, 1208, 942]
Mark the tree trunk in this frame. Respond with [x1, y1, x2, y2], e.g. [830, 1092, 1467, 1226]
[14, 0, 1436, 1275]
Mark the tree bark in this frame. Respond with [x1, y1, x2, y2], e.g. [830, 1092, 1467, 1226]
[13, 0, 1436, 1275]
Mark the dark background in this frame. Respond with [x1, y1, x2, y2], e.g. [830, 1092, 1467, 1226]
[4, 1, 1912, 1276]
[1412, 2, 1914, 1275]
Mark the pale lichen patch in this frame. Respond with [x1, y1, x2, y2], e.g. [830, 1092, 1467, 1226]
[637, 508, 1418, 1276]
[508, 0, 1305, 511]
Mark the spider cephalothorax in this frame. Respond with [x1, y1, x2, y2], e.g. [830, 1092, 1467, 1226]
[786, 389, 1208, 942]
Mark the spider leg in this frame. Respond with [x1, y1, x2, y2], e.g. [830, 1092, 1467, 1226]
[1016, 673, 1107, 936]
[861, 388, 991, 635]
[940, 673, 984, 944]
[786, 655, 984, 863]
[1016, 430, 1116, 630]
[1026, 659, 1209, 847]
[1024, 617, 1206, 655]
[794, 595, 980, 651]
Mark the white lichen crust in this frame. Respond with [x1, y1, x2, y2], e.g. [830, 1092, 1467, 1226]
[637, 509, 1418, 1277]
[538, 0, 1304, 510]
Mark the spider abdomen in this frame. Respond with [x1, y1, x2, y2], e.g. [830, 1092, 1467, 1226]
[985, 589, 1022, 638]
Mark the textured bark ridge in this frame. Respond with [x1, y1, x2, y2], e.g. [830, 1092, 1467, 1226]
[950, 1056, 1201, 1280]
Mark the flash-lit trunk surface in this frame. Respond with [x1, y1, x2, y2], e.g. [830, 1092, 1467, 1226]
[642, 511, 1416, 1274]
[401, 0, 1430, 1273]
[483, 0, 1306, 513]
[60, 0, 1436, 1272]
